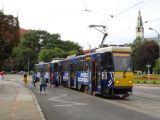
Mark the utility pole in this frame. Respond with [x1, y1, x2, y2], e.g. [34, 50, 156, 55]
[89, 25, 108, 47]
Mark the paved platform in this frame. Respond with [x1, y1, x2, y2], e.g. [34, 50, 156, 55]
[0, 75, 43, 120]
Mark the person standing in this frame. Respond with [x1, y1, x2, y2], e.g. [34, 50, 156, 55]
[39, 74, 46, 94]
[36, 72, 40, 82]
[0, 71, 2, 80]
[23, 72, 28, 86]
[44, 72, 50, 84]
[32, 72, 36, 87]
[50, 72, 55, 87]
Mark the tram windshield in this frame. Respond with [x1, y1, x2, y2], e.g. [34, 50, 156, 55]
[113, 53, 132, 72]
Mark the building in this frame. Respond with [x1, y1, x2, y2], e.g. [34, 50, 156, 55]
[136, 10, 144, 39]
[136, 11, 159, 46]
[20, 28, 30, 36]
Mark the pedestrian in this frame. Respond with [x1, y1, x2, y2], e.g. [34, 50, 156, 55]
[0, 71, 2, 80]
[39, 73, 46, 94]
[23, 72, 28, 86]
[54, 72, 59, 87]
[36, 72, 40, 82]
[50, 72, 54, 87]
[44, 72, 50, 84]
[32, 72, 36, 87]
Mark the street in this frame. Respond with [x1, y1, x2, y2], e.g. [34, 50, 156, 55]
[29, 83, 160, 120]
[3, 74, 160, 120]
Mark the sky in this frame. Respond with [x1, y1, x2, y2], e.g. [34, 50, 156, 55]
[0, 0, 160, 49]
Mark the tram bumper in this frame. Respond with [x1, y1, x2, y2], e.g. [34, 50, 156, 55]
[114, 86, 133, 97]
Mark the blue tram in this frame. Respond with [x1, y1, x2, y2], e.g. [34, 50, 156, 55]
[35, 46, 133, 97]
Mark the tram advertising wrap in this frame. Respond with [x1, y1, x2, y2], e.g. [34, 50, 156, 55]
[35, 46, 133, 98]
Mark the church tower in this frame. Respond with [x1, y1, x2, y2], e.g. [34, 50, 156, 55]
[136, 10, 144, 39]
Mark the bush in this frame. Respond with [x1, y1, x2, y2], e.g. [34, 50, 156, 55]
[153, 81, 156, 84]
[137, 81, 140, 83]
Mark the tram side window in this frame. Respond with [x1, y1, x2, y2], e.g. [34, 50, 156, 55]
[54, 63, 58, 72]
[77, 61, 84, 71]
[62, 62, 67, 71]
[84, 62, 89, 71]
[107, 53, 113, 71]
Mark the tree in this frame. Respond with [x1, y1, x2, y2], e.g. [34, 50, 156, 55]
[12, 47, 34, 71]
[131, 37, 144, 71]
[131, 37, 159, 72]
[12, 30, 83, 70]
[153, 58, 160, 74]
[139, 40, 159, 72]
[0, 11, 20, 68]
[38, 49, 55, 62]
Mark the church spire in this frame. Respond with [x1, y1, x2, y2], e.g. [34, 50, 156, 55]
[136, 10, 144, 39]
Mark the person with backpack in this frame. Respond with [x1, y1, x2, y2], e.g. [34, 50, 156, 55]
[39, 73, 47, 94]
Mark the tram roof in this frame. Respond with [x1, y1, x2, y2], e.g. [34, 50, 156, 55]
[95, 46, 131, 53]
[51, 59, 64, 63]
[35, 61, 45, 66]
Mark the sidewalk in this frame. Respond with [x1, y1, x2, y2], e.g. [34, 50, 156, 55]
[0, 75, 44, 120]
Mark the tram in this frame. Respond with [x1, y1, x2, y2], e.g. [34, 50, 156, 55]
[35, 46, 133, 97]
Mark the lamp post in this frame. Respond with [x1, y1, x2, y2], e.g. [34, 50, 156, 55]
[149, 27, 160, 53]
[149, 27, 160, 76]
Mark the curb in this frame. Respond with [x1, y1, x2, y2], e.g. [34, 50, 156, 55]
[31, 91, 46, 120]
[134, 84, 160, 87]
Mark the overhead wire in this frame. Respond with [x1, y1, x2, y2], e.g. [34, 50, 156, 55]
[145, 17, 160, 23]
[100, 1, 144, 24]
[45, 0, 145, 45]
[108, 27, 135, 37]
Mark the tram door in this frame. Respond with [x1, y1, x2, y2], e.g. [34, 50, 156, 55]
[92, 60, 98, 92]
[70, 64, 75, 88]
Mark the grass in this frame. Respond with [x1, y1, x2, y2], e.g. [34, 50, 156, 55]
[134, 74, 160, 85]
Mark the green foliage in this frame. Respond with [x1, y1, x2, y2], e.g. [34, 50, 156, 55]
[38, 48, 78, 62]
[12, 46, 35, 71]
[0, 11, 20, 67]
[52, 47, 65, 58]
[131, 37, 144, 71]
[38, 49, 54, 62]
[140, 41, 159, 69]
[12, 30, 83, 70]
[131, 37, 159, 72]
[153, 58, 160, 74]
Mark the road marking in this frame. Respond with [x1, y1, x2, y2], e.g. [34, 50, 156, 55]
[48, 94, 68, 100]
[48, 94, 87, 107]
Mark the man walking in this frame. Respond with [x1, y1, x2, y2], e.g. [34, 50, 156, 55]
[39, 73, 46, 94]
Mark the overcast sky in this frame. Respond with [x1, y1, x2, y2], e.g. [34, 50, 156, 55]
[0, 0, 160, 49]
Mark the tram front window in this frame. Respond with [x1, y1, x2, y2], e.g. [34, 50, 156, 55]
[113, 53, 132, 72]
[101, 53, 113, 71]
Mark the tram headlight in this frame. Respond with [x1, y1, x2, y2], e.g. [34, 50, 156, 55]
[115, 80, 119, 84]
[129, 81, 132, 84]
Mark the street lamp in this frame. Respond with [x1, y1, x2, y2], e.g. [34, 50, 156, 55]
[149, 27, 160, 40]
[149, 27, 160, 48]
[148, 27, 160, 75]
